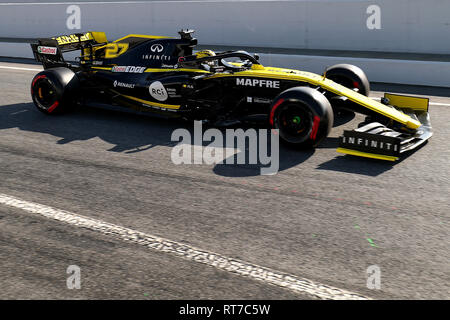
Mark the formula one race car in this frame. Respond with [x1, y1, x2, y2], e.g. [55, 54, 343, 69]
[30, 30, 432, 161]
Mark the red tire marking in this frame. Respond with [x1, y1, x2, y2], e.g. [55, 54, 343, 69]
[310, 116, 321, 140]
[269, 98, 284, 126]
[47, 101, 59, 113]
[31, 75, 46, 95]
[32, 75, 46, 87]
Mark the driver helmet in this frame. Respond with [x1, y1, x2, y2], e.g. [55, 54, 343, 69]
[196, 50, 217, 68]
[196, 49, 216, 59]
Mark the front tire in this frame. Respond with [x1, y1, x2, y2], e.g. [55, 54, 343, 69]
[31, 67, 80, 114]
[269, 87, 333, 148]
[325, 64, 370, 97]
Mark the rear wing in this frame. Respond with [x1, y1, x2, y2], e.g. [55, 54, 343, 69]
[30, 31, 107, 69]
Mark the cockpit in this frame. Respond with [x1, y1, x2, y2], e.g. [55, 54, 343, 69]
[179, 50, 262, 73]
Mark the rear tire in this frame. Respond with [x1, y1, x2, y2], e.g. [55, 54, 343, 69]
[31, 67, 80, 115]
[269, 87, 333, 148]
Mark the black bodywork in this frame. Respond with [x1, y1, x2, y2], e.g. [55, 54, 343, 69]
[31, 30, 339, 123]
[30, 30, 432, 160]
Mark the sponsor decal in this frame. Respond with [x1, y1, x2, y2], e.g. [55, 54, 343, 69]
[166, 88, 180, 98]
[113, 80, 135, 89]
[340, 130, 401, 156]
[142, 44, 173, 61]
[92, 60, 103, 66]
[254, 97, 271, 104]
[37, 46, 57, 55]
[142, 54, 172, 61]
[53, 32, 92, 45]
[161, 63, 178, 68]
[149, 81, 168, 101]
[111, 66, 146, 73]
[341, 136, 398, 152]
[150, 44, 164, 53]
[236, 78, 280, 88]
[212, 67, 225, 73]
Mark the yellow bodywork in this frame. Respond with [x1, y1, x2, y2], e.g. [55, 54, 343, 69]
[53, 32, 93, 45]
[206, 65, 421, 130]
[76, 33, 421, 130]
[91, 64, 423, 131]
[122, 95, 181, 110]
[384, 93, 429, 112]
[86, 38, 422, 131]
[113, 34, 173, 43]
[336, 148, 399, 161]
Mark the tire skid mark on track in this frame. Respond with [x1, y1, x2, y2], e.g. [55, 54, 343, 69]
[0, 192, 370, 300]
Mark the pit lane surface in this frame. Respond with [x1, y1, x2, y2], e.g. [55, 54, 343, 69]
[0, 61, 448, 299]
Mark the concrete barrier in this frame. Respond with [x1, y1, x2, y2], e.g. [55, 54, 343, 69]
[0, 0, 449, 54]
[3, 41, 450, 87]
[0, 0, 449, 87]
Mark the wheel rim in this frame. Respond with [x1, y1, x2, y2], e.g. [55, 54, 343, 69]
[33, 78, 58, 110]
[276, 103, 313, 143]
[328, 75, 363, 95]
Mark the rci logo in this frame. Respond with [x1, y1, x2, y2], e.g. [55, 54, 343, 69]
[149, 81, 168, 101]
[150, 44, 164, 53]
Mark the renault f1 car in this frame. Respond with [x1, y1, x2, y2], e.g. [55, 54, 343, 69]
[30, 30, 432, 161]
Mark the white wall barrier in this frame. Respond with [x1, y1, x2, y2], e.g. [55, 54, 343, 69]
[3, 42, 450, 87]
[0, 0, 449, 54]
[0, 0, 449, 87]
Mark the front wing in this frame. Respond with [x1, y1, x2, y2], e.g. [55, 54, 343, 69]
[337, 93, 432, 161]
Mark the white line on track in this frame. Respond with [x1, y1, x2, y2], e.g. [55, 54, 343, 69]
[0, 192, 369, 300]
[0, 65, 42, 72]
[424, 102, 450, 106]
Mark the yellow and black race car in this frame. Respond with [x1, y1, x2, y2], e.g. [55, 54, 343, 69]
[30, 30, 432, 161]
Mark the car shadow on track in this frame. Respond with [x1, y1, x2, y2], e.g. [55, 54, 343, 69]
[316, 129, 426, 177]
[212, 147, 314, 177]
[316, 156, 395, 177]
[212, 110, 357, 177]
[0, 102, 315, 176]
[316, 137, 425, 177]
[0, 102, 183, 151]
